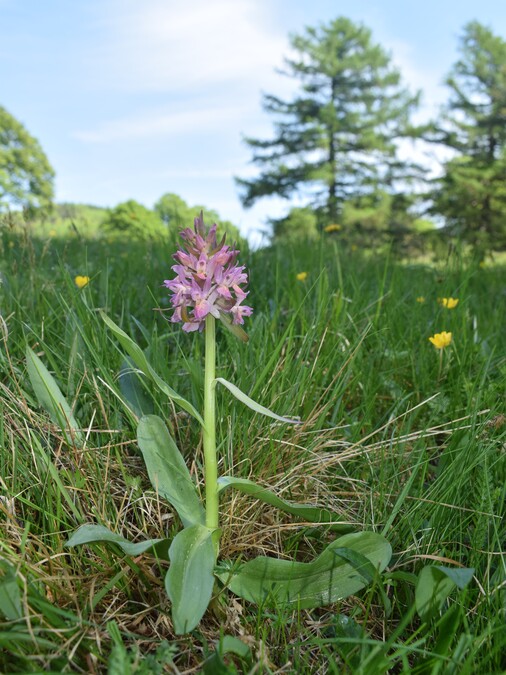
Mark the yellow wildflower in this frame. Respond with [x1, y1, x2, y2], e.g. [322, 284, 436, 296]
[324, 224, 341, 233]
[429, 331, 452, 349]
[296, 271, 308, 281]
[351, 244, 358, 251]
[74, 275, 90, 289]
[49, 229, 57, 237]
[438, 297, 459, 309]
[416, 296, 425, 304]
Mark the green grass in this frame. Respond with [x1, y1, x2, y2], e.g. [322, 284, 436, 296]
[0, 225, 504, 673]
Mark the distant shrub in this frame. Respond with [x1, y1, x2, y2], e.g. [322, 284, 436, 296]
[154, 192, 244, 246]
[154, 193, 190, 228]
[270, 207, 318, 242]
[101, 200, 165, 240]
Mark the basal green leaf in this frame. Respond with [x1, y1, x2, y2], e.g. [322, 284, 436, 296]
[217, 531, 391, 609]
[65, 524, 170, 559]
[415, 565, 474, 623]
[217, 476, 354, 533]
[26, 346, 83, 445]
[118, 356, 154, 418]
[332, 547, 378, 583]
[0, 562, 22, 620]
[218, 635, 252, 659]
[100, 312, 203, 425]
[137, 415, 205, 528]
[203, 635, 253, 673]
[214, 378, 300, 424]
[434, 565, 475, 589]
[165, 524, 216, 634]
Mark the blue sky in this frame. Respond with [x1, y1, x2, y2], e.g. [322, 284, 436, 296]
[1, 0, 505, 244]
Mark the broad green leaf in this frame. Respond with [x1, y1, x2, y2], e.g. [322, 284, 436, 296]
[332, 547, 378, 583]
[100, 312, 203, 425]
[214, 378, 300, 424]
[118, 356, 154, 418]
[203, 635, 252, 673]
[332, 614, 370, 669]
[433, 566, 475, 589]
[0, 562, 22, 620]
[415, 565, 474, 622]
[137, 415, 205, 528]
[217, 531, 391, 609]
[165, 524, 216, 634]
[218, 635, 252, 659]
[26, 346, 83, 445]
[432, 604, 461, 660]
[65, 524, 170, 559]
[217, 476, 354, 533]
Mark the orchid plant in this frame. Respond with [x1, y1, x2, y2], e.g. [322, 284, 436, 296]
[58, 214, 392, 634]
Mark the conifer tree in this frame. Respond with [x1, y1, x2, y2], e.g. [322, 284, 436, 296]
[431, 22, 506, 249]
[236, 17, 421, 226]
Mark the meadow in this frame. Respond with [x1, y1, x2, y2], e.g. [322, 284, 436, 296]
[0, 223, 504, 673]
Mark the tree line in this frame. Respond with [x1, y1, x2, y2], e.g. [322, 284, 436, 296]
[236, 17, 506, 251]
[1, 17, 505, 251]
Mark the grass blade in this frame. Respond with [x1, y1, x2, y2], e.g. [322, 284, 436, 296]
[26, 346, 83, 445]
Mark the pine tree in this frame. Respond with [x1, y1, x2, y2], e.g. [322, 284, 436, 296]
[236, 17, 421, 226]
[431, 22, 506, 250]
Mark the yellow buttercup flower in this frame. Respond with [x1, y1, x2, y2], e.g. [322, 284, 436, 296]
[429, 331, 452, 349]
[324, 224, 341, 233]
[438, 297, 459, 309]
[296, 271, 308, 281]
[75, 275, 90, 289]
[416, 296, 425, 304]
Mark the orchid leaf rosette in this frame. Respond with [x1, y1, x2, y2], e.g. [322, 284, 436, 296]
[65, 212, 392, 635]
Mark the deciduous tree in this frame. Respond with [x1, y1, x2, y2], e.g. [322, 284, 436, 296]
[154, 192, 244, 244]
[0, 106, 54, 215]
[101, 200, 165, 239]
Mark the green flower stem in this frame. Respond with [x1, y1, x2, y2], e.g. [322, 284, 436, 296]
[203, 314, 219, 534]
[437, 349, 443, 383]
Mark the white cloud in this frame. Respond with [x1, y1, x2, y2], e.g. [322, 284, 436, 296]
[94, 0, 288, 93]
[73, 103, 248, 143]
[158, 167, 240, 180]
